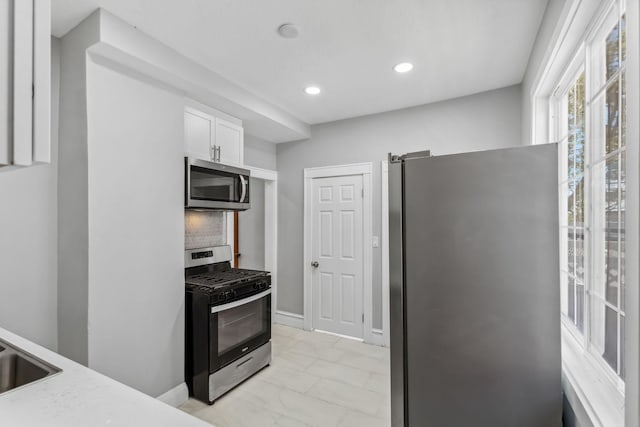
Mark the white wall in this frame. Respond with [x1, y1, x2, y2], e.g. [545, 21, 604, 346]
[57, 12, 100, 364]
[0, 37, 60, 350]
[57, 10, 186, 398]
[521, 0, 567, 145]
[85, 59, 185, 397]
[276, 85, 523, 328]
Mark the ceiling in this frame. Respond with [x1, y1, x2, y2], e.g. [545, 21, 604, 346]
[51, 0, 548, 125]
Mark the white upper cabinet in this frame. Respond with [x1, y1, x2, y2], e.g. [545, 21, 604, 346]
[0, 0, 51, 167]
[184, 103, 244, 166]
[184, 109, 213, 160]
[214, 117, 243, 165]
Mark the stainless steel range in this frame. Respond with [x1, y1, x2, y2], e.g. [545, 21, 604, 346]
[185, 245, 271, 404]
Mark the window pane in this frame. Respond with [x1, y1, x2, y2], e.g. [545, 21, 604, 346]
[568, 228, 575, 276]
[568, 277, 576, 322]
[591, 300, 618, 372]
[606, 79, 620, 154]
[592, 299, 605, 351]
[606, 22, 620, 81]
[576, 226, 585, 282]
[605, 156, 620, 306]
[575, 175, 585, 282]
[603, 306, 618, 371]
[621, 14, 626, 67]
[592, 94, 607, 160]
[567, 185, 575, 226]
[561, 273, 569, 316]
[568, 85, 576, 180]
[576, 284, 585, 332]
[621, 71, 626, 147]
[591, 12, 620, 94]
[620, 314, 626, 379]
[592, 161, 606, 299]
[621, 150, 626, 311]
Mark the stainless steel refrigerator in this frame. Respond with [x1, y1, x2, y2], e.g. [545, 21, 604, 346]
[389, 145, 562, 427]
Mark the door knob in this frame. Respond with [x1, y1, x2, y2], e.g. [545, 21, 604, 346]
[311, 261, 319, 268]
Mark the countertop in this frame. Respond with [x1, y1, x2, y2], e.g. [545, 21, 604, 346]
[0, 327, 210, 427]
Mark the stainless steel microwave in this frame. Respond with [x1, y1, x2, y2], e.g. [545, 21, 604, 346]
[185, 157, 250, 211]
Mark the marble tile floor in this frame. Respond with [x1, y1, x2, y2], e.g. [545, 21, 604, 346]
[179, 324, 390, 427]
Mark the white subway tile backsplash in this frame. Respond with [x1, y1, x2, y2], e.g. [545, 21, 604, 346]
[185, 211, 226, 249]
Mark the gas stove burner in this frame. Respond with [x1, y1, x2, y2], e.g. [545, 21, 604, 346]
[186, 268, 268, 288]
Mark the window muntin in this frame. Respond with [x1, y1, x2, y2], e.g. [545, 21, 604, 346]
[560, 71, 586, 332]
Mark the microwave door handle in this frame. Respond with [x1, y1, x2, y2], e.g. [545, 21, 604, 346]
[239, 175, 247, 203]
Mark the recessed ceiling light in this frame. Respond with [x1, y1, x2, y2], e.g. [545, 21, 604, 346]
[277, 23, 300, 39]
[393, 62, 414, 73]
[304, 86, 321, 95]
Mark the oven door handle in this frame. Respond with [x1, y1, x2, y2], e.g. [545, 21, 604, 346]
[211, 289, 271, 313]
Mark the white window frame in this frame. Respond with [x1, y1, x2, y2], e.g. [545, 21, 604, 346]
[546, 0, 628, 424]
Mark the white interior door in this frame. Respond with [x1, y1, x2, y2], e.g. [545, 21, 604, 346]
[311, 175, 364, 339]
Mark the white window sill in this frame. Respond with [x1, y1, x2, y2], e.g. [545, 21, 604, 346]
[562, 326, 624, 427]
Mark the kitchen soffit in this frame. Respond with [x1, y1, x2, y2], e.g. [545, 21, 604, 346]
[51, 0, 548, 126]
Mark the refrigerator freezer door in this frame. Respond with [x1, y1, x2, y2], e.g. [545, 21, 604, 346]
[388, 159, 406, 427]
[399, 144, 561, 427]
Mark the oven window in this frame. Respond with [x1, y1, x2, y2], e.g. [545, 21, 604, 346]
[190, 166, 238, 202]
[218, 298, 267, 354]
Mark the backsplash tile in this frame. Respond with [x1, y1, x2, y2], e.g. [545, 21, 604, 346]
[185, 211, 226, 249]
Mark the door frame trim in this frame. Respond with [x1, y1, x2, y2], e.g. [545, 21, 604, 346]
[230, 165, 279, 319]
[303, 162, 374, 343]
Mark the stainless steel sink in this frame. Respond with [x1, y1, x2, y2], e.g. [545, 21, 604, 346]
[0, 338, 61, 395]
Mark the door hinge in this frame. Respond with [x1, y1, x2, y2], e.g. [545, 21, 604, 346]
[362, 313, 364, 323]
[388, 150, 431, 163]
[361, 189, 364, 198]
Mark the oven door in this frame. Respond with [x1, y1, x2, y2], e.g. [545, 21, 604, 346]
[209, 289, 271, 372]
[185, 157, 250, 211]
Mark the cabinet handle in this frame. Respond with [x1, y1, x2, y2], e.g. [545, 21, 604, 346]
[210, 145, 221, 162]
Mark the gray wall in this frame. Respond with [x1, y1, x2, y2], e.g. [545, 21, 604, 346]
[0, 37, 60, 350]
[239, 178, 266, 270]
[244, 134, 277, 170]
[276, 85, 523, 328]
[240, 135, 275, 272]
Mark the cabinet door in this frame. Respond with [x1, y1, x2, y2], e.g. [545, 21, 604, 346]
[214, 117, 243, 165]
[0, 0, 49, 167]
[0, 0, 10, 165]
[12, 0, 34, 166]
[32, 0, 51, 163]
[184, 110, 212, 160]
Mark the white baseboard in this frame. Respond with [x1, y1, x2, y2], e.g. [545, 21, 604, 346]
[275, 310, 387, 347]
[157, 382, 189, 407]
[366, 328, 385, 347]
[274, 310, 304, 329]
